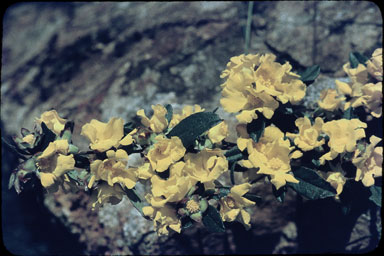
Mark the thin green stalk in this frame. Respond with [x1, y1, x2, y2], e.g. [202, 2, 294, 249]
[244, 1, 254, 54]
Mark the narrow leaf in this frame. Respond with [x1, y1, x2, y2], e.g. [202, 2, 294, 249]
[342, 107, 354, 120]
[39, 122, 57, 151]
[247, 116, 265, 143]
[167, 112, 222, 148]
[124, 187, 145, 217]
[2, 137, 28, 158]
[202, 205, 225, 233]
[299, 65, 320, 85]
[224, 146, 242, 157]
[369, 186, 382, 207]
[288, 167, 337, 200]
[123, 122, 135, 135]
[226, 153, 243, 163]
[74, 154, 90, 168]
[8, 172, 16, 190]
[230, 162, 236, 185]
[349, 52, 369, 68]
[243, 193, 262, 205]
[165, 104, 173, 125]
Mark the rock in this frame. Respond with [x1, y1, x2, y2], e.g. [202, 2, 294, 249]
[1, 2, 382, 255]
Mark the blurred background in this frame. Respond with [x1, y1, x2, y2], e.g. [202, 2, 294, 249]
[1, 2, 382, 254]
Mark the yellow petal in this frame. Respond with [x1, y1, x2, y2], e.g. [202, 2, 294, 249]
[290, 150, 303, 159]
[52, 154, 75, 177]
[40, 172, 56, 188]
[142, 206, 155, 218]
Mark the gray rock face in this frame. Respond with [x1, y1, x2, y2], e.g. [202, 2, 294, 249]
[2, 2, 381, 254]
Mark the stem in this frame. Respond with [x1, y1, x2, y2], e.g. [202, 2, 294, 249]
[250, 174, 265, 184]
[77, 150, 95, 155]
[244, 1, 254, 54]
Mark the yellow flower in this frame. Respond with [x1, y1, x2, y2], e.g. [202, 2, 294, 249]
[220, 53, 306, 123]
[147, 135, 186, 172]
[136, 162, 155, 180]
[142, 205, 181, 236]
[323, 119, 367, 153]
[37, 139, 75, 189]
[208, 121, 229, 144]
[169, 104, 205, 128]
[320, 119, 367, 165]
[219, 183, 255, 229]
[335, 60, 375, 112]
[147, 161, 196, 208]
[137, 104, 168, 133]
[343, 63, 368, 85]
[318, 89, 345, 111]
[286, 116, 325, 151]
[366, 48, 382, 81]
[184, 149, 228, 190]
[239, 126, 299, 190]
[90, 182, 125, 210]
[36, 110, 67, 135]
[22, 134, 36, 145]
[88, 149, 137, 189]
[325, 172, 346, 196]
[361, 82, 382, 118]
[81, 117, 135, 152]
[353, 136, 382, 187]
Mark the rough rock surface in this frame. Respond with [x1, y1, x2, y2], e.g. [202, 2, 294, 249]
[2, 2, 382, 255]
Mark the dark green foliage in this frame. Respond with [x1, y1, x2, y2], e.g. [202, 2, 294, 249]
[349, 52, 369, 68]
[202, 205, 225, 233]
[298, 65, 320, 86]
[288, 167, 337, 200]
[167, 112, 222, 149]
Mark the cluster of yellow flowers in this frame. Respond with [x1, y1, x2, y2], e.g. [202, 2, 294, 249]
[220, 53, 306, 123]
[319, 48, 382, 119]
[11, 49, 382, 237]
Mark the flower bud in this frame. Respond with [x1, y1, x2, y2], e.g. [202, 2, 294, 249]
[23, 158, 37, 171]
[199, 198, 208, 213]
[178, 208, 189, 216]
[68, 144, 79, 154]
[190, 212, 202, 223]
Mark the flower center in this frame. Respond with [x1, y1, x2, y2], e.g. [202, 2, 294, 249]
[269, 157, 283, 169]
[226, 196, 236, 208]
[186, 200, 200, 213]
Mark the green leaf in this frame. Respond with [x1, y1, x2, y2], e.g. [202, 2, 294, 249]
[299, 65, 320, 85]
[165, 104, 173, 125]
[226, 153, 243, 163]
[349, 52, 369, 68]
[167, 112, 222, 148]
[342, 107, 354, 120]
[202, 205, 225, 233]
[247, 116, 265, 143]
[124, 187, 145, 217]
[243, 193, 262, 205]
[369, 186, 382, 207]
[74, 154, 90, 168]
[8, 172, 16, 190]
[224, 146, 242, 158]
[230, 162, 236, 185]
[288, 167, 337, 200]
[124, 122, 135, 135]
[1, 137, 28, 159]
[39, 122, 57, 151]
